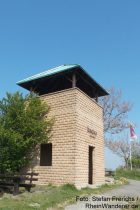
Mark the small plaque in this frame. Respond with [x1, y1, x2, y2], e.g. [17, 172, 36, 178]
[87, 127, 97, 138]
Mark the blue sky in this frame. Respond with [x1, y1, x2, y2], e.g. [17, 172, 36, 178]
[0, 0, 139, 169]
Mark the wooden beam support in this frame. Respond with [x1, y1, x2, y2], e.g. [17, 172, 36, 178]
[95, 92, 99, 102]
[72, 73, 76, 88]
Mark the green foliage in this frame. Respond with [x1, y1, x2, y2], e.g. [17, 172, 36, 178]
[61, 183, 78, 191]
[131, 156, 140, 169]
[0, 183, 122, 210]
[115, 168, 140, 180]
[0, 92, 53, 173]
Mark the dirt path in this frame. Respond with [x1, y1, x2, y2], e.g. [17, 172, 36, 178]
[65, 180, 140, 210]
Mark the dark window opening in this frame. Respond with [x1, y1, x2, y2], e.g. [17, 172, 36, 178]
[40, 143, 52, 166]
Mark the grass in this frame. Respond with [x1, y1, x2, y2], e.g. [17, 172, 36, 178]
[115, 168, 140, 181]
[0, 183, 123, 210]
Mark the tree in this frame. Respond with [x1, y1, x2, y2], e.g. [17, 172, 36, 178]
[106, 135, 130, 168]
[99, 87, 136, 168]
[131, 143, 140, 168]
[106, 134, 140, 168]
[0, 92, 53, 173]
[99, 87, 132, 134]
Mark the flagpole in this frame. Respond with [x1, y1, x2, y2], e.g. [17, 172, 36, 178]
[129, 122, 137, 170]
[129, 138, 132, 171]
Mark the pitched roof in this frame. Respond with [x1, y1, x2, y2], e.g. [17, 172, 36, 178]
[17, 64, 78, 84]
[17, 64, 109, 97]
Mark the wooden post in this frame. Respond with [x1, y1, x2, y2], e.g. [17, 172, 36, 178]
[13, 178, 20, 195]
[92, 90, 98, 102]
[95, 92, 98, 102]
[72, 74, 76, 88]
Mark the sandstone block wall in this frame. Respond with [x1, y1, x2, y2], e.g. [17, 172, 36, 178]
[75, 89, 105, 188]
[28, 88, 105, 187]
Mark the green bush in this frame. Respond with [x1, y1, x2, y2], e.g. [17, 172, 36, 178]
[116, 168, 140, 180]
[0, 92, 53, 173]
[131, 157, 140, 168]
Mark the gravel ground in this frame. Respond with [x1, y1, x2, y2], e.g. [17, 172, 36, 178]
[65, 180, 140, 210]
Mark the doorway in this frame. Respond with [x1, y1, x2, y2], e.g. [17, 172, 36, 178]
[88, 146, 94, 184]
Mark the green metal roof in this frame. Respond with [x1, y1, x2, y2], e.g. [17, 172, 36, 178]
[17, 64, 78, 85]
[17, 64, 109, 97]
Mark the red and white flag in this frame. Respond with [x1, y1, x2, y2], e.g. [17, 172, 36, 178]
[130, 125, 137, 140]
